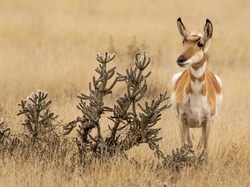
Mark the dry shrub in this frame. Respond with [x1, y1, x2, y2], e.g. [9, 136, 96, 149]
[17, 90, 59, 141]
[0, 51, 208, 184]
[162, 144, 206, 173]
[64, 51, 171, 162]
[0, 90, 73, 165]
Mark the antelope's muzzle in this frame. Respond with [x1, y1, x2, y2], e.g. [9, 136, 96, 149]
[177, 56, 187, 67]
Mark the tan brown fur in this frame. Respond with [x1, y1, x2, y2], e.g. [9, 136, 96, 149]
[172, 18, 223, 154]
[174, 69, 221, 115]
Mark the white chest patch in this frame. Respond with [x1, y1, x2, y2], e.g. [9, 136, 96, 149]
[190, 80, 204, 93]
[180, 93, 210, 128]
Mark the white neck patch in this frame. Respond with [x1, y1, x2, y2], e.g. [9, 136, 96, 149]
[191, 62, 207, 78]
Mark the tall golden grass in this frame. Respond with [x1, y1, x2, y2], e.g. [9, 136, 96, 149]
[1, 0, 250, 186]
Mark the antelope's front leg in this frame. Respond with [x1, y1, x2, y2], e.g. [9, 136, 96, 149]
[198, 118, 212, 153]
[179, 119, 194, 147]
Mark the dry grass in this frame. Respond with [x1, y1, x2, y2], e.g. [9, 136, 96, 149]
[1, 0, 250, 186]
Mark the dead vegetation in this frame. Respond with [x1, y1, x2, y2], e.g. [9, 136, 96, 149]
[1, 0, 250, 186]
[63, 51, 170, 160]
[0, 52, 207, 185]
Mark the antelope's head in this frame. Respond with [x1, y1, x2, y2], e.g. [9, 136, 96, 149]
[176, 18, 213, 68]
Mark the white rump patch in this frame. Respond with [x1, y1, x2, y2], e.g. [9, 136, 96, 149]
[215, 75, 223, 87]
[214, 75, 223, 118]
[171, 72, 182, 118]
[172, 72, 182, 88]
[171, 92, 179, 118]
[215, 93, 223, 118]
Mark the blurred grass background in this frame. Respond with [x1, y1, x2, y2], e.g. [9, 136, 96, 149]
[1, 0, 250, 186]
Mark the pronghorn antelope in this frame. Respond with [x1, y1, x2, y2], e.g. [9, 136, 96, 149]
[171, 18, 222, 154]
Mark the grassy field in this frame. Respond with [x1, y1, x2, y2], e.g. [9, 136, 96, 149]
[1, 0, 250, 186]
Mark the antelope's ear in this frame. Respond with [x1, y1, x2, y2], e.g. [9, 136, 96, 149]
[204, 19, 213, 41]
[177, 18, 190, 38]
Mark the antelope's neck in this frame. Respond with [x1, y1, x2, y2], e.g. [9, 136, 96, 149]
[189, 53, 208, 94]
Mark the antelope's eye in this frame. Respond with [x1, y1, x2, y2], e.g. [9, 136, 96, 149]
[198, 42, 204, 48]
